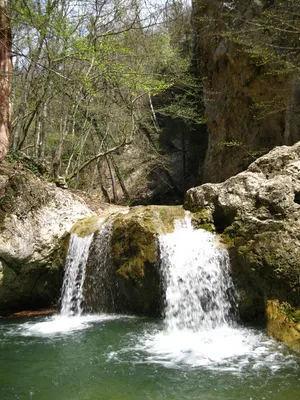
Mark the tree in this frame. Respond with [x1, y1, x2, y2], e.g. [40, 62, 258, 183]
[6, 0, 200, 203]
[0, 0, 12, 160]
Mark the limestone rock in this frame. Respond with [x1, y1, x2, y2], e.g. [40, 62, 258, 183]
[0, 163, 93, 313]
[266, 300, 300, 352]
[83, 205, 185, 317]
[184, 142, 300, 325]
[192, 0, 300, 183]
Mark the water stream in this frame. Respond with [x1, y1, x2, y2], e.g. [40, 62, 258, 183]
[160, 217, 236, 331]
[0, 217, 299, 399]
[60, 233, 94, 316]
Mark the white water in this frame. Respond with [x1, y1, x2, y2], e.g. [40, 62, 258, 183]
[15, 222, 121, 336]
[160, 218, 236, 332]
[12, 314, 122, 337]
[11, 215, 299, 374]
[60, 233, 94, 316]
[137, 217, 297, 371]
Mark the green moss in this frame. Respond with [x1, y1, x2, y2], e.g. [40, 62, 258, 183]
[191, 209, 213, 229]
[290, 311, 300, 323]
[110, 205, 185, 285]
[0, 164, 50, 233]
[220, 233, 235, 247]
[282, 302, 300, 323]
[71, 215, 102, 237]
[154, 206, 185, 232]
[111, 216, 157, 283]
[117, 259, 145, 282]
[266, 300, 300, 352]
[198, 223, 216, 233]
[50, 235, 70, 271]
[131, 205, 185, 234]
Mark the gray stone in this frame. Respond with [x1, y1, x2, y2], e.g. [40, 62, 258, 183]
[184, 142, 300, 324]
[0, 164, 93, 312]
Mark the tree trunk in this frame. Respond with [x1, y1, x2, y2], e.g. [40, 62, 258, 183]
[106, 155, 117, 203]
[0, 0, 12, 160]
[52, 114, 68, 179]
[109, 154, 130, 201]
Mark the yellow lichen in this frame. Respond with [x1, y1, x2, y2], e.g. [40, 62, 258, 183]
[71, 215, 102, 237]
[111, 205, 185, 284]
[266, 300, 300, 352]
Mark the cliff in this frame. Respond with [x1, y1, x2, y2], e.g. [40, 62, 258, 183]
[192, 0, 300, 183]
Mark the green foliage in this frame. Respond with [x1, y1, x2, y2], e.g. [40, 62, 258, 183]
[222, 0, 300, 76]
[158, 92, 206, 124]
[6, 150, 44, 176]
[8, 0, 200, 199]
[250, 97, 286, 120]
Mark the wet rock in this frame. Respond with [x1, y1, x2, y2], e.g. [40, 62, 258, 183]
[0, 163, 93, 313]
[84, 205, 185, 317]
[184, 142, 300, 337]
[266, 300, 300, 352]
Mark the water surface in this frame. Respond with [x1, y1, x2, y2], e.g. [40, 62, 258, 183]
[0, 314, 299, 400]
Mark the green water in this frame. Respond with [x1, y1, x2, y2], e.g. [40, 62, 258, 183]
[0, 315, 299, 400]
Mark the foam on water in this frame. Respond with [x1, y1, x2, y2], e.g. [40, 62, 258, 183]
[135, 216, 298, 371]
[137, 325, 298, 372]
[8, 314, 128, 337]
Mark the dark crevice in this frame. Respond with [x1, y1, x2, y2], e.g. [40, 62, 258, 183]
[212, 205, 236, 234]
[294, 191, 300, 205]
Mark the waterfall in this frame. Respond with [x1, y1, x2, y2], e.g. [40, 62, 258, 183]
[60, 233, 94, 316]
[83, 221, 114, 313]
[159, 216, 237, 332]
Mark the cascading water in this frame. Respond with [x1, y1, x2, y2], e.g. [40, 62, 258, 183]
[60, 233, 94, 316]
[17, 221, 120, 336]
[3, 213, 298, 400]
[159, 217, 237, 332]
[138, 215, 295, 369]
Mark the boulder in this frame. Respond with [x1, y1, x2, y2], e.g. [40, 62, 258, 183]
[0, 162, 93, 313]
[266, 300, 300, 352]
[184, 142, 300, 348]
[83, 205, 185, 317]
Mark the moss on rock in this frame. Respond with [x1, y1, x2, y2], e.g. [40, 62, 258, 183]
[70, 215, 102, 237]
[191, 209, 213, 228]
[266, 300, 300, 352]
[111, 205, 184, 283]
[0, 162, 92, 314]
[106, 205, 185, 316]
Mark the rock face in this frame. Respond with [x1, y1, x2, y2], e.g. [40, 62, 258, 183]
[0, 163, 93, 313]
[266, 300, 300, 352]
[83, 205, 185, 317]
[192, 0, 300, 183]
[184, 142, 300, 349]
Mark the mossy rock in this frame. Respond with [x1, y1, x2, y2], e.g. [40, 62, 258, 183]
[107, 205, 185, 316]
[0, 164, 49, 232]
[111, 205, 184, 282]
[0, 257, 63, 314]
[190, 209, 214, 229]
[266, 300, 300, 352]
[237, 231, 300, 292]
[71, 215, 103, 237]
[197, 223, 216, 233]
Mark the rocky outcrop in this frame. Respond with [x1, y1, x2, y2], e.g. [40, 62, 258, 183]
[192, 0, 300, 183]
[83, 205, 185, 317]
[184, 142, 300, 348]
[266, 300, 300, 352]
[0, 162, 93, 313]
